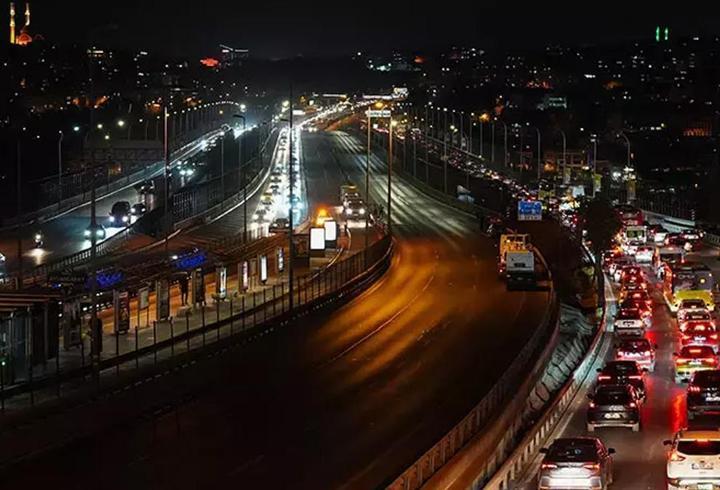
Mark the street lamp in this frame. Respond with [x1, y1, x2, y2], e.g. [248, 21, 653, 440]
[233, 114, 247, 239]
[117, 119, 125, 128]
[57, 130, 64, 203]
[618, 131, 631, 169]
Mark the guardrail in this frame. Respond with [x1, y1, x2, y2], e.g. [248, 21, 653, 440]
[0, 128, 226, 233]
[386, 247, 558, 490]
[482, 279, 610, 489]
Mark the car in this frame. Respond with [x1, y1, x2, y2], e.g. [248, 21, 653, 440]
[635, 246, 654, 263]
[597, 360, 647, 399]
[665, 429, 720, 489]
[679, 311, 715, 333]
[648, 224, 669, 244]
[616, 336, 657, 372]
[610, 257, 635, 282]
[344, 200, 366, 220]
[619, 298, 652, 325]
[665, 232, 694, 251]
[620, 266, 645, 286]
[687, 370, 720, 420]
[674, 345, 719, 384]
[0, 252, 6, 278]
[130, 203, 147, 216]
[623, 289, 652, 309]
[614, 308, 645, 336]
[538, 438, 615, 490]
[109, 201, 131, 226]
[136, 180, 155, 194]
[269, 218, 290, 234]
[84, 223, 106, 240]
[681, 322, 719, 352]
[587, 384, 642, 432]
[619, 282, 648, 301]
[678, 299, 711, 323]
[602, 249, 624, 270]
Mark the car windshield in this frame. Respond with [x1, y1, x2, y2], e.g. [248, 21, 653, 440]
[682, 300, 706, 309]
[693, 371, 720, 386]
[686, 323, 716, 334]
[111, 203, 128, 214]
[617, 309, 640, 320]
[546, 440, 598, 462]
[604, 362, 639, 375]
[620, 339, 650, 352]
[594, 388, 632, 405]
[678, 440, 720, 455]
[348, 201, 364, 209]
[681, 346, 715, 358]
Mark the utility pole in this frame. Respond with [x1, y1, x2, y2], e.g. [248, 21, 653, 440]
[388, 118, 393, 234]
[288, 88, 295, 312]
[16, 140, 22, 290]
[365, 112, 371, 257]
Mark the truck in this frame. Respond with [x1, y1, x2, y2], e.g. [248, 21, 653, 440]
[498, 234, 535, 290]
[506, 250, 536, 290]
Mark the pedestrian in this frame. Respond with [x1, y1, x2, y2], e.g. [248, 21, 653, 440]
[179, 274, 189, 306]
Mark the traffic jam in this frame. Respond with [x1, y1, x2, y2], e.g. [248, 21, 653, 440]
[536, 205, 720, 490]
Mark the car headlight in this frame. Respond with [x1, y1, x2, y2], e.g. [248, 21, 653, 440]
[359, 208, 366, 215]
[252, 214, 259, 220]
[122, 215, 129, 223]
[96, 229, 104, 237]
[109, 216, 115, 223]
[84, 229, 91, 237]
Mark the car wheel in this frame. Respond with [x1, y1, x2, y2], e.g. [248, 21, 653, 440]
[632, 422, 640, 432]
[586, 423, 595, 432]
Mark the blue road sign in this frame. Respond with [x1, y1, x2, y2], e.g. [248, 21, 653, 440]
[518, 200, 542, 221]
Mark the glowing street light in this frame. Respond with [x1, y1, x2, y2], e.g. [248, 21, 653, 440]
[117, 119, 126, 128]
[96, 123, 103, 130]
[240, 103, 247, 112]
[73, 125, 81, 132]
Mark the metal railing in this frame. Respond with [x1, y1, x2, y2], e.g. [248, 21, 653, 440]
[0, 233, 393, 417]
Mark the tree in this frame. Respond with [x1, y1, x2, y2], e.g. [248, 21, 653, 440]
[578, 197, 623, 257]
[578, 197, 623, 310]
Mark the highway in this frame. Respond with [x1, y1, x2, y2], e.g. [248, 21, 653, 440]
[0, 128, 550, 489]
[514, 239, 720, 488]
[0, 129, 240, 275]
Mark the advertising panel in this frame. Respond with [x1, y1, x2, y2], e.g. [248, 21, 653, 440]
[156, 279, 170, 320]
[260, 256, 268, 283]
[216, 266, 227, 299]
[192, 268, 205, 306]
[113, 290, 131, 334]
[310, 227, 326, 250]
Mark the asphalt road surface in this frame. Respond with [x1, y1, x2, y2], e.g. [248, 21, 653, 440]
[516, 244, 720, 490]
[0, 129, 550, 489]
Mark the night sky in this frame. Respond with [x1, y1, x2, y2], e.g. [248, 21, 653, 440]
[15, 1, 720, 58]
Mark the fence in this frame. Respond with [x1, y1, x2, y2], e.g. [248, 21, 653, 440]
[0, 233, 393, 415]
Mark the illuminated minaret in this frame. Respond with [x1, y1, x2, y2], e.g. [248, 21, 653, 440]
[23, 2, 29, 29]
[9, 2, 16, 45]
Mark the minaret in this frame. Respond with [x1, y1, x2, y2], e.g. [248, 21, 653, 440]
[9, 2, 16, 45]
[23, 2, 29, 28]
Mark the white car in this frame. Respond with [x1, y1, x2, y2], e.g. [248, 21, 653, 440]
[635, 246, 654, 263]
[665, 429, 720, 489]
[614, 308, 645, 336]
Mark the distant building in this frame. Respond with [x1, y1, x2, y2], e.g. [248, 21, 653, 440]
[537, 95, 568, 111]
[9, 2, 40, 46]
[220, 45, 249, 67]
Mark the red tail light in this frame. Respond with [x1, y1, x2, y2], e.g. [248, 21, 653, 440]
[643, 350, 651, 356]
[598, 375, 611, 381]
[689, 385, 702, 393]
[629, 375, 643, 380]
[541, 463, 558, 470]
[711, 334, 718, 340]
[583, 463, 600, 471]
[677, 358, 689, 364]
[670, 452, 686, 462]
[628, 402, 637, 408]
[589, 401, 596, 408]
[707, 358, 717, 364]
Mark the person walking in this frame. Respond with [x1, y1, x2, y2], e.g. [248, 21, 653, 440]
[179, 273, 189, 306]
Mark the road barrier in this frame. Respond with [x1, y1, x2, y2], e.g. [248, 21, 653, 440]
[0, 231, 393, 419]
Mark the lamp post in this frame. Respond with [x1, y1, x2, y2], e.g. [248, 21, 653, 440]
[557, 129, 567, 183]
[469, 113, 474, 155]
[388, 118, 395, 234]
[57, 130, 64, 203]
[233, 114, 247, 240]
[618, 131, 631, 169]
[443, 108, 448, 194]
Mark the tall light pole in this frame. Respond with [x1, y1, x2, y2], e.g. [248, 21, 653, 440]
[57, 130, 64, 203]
[591, 134, 599, 198]
[388, 118, 394, 234]
[618, 131, 631, 169]
[233, 114, 247, 240]
[491, 121, 495, 164]
[557, 129, 567, 184]
[532, 126, 542, 182]
[365, 110, 371, 256]
[469, 113, 474, 155]
[287, 91, 295, 312]
[220, 128, 225, 202]
[443, 108, 448, 194]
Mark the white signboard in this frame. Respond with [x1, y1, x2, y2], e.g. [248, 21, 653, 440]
[139, 287, 150, 310]
[260, 255, 268, 283]
[310, 227, 326, 250]
[324, 220, 337, 241]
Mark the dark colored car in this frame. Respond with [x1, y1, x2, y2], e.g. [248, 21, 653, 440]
[687, 370, 720, 420]
[136, 180, 155, 194]
[109, 201, 131, 226]
[587, 384, 641, 432]
[131, 203, 147, 216]
[538, 438, 615, 490]
[596, 360, 647, 399]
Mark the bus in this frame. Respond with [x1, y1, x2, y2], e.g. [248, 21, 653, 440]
[662, 261, 715, 313]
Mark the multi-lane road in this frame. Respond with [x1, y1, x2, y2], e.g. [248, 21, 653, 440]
[0, 126, 550, 489]
[514, 240, 720, 488]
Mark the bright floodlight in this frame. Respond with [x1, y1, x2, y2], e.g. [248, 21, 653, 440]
[73, 125, 81, 132]
[117, 120, 126, 127]
[240, 103, 247, 112]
